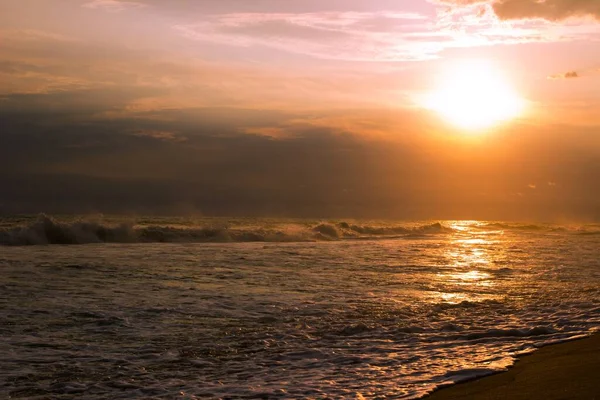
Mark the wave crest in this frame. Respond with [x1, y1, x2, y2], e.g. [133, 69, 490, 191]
[0, 215, 455, 246]
[312, 221, 451, 239]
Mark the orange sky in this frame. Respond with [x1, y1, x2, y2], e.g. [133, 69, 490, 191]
[0, 0, 599, 220]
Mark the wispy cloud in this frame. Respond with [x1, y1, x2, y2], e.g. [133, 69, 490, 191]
[82, 0, 146, 13]
[0, 29, 80, 43]
[175, 12, 441, 62]
[132, 130, 187, 142]
[174, 10, 559, 62]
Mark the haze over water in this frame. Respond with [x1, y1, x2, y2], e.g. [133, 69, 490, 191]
[2, 216, 599, 399]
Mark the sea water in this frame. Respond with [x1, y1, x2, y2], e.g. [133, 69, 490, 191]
[1, 216, 599, 399]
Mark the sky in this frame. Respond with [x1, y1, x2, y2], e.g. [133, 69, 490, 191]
[1, 0, 599, 220]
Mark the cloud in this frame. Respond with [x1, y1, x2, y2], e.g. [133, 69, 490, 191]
[564, 71, 579, 78]
[430, 0, 600, 49]
[132, 130, 187, 142]
[82, 0, 147, 13]
[492, 0, 600, 22]
[244, 127, 288, 139]
[436, 0, 600, 21]
[174, 10, 555, 62]
[2, 87, 600, 220]
[175, 12, 441, 62]
[0, 28, 417, 112]
[0, 29, 79, 43]
[547, 67, 600, 80]
[548, 71, 579, 79]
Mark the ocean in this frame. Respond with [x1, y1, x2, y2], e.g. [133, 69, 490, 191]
[1, 215, 599, 399]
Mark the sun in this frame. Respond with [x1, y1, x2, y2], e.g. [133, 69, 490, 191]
[423, 60, 526, 131]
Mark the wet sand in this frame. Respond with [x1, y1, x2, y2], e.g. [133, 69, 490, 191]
[426, 334, 600, 400]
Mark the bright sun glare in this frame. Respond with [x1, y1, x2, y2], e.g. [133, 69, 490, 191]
[424, 60, 526, 131]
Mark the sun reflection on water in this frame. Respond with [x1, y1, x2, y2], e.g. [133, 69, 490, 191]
[430, 222, 508, 304]
[440, 270, 493, 286]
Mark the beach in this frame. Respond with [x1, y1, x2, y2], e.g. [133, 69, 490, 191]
[426, 334, 600, 400]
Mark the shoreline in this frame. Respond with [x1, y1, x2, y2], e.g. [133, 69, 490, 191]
[424, 334, 600, 399]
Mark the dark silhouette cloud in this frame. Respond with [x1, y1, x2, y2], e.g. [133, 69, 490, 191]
[436, 0, 600, 21]
[1, 88, 599, 220]
[493, 0, 600, 21]
[548, 70, 579, 79]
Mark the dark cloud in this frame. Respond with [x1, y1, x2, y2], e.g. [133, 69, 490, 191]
[131, 130, 187, 142]
[1, 88, 600, 220]
[548, 70, 580, 79]
[492, 0, 600, 21]
[0, 104, 424, 217]
[437, 0, 600, 21]
[547, 67, 600, 80]
[0, 87, 166, 115]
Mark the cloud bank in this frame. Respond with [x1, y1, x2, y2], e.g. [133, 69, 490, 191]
[2, 98, 599, 220]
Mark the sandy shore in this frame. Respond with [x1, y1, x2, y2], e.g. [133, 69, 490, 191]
[425, 334, 600, 400]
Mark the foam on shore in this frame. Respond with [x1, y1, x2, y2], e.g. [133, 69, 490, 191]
[424, 334, 600, 399]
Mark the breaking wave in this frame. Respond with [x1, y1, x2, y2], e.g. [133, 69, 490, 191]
[312, 221, 451, 240]
[475, 222, 600, 235]
[0, 215, 455, 246]
[475, 222, 550, 231]
[2, 215, 596, 246]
